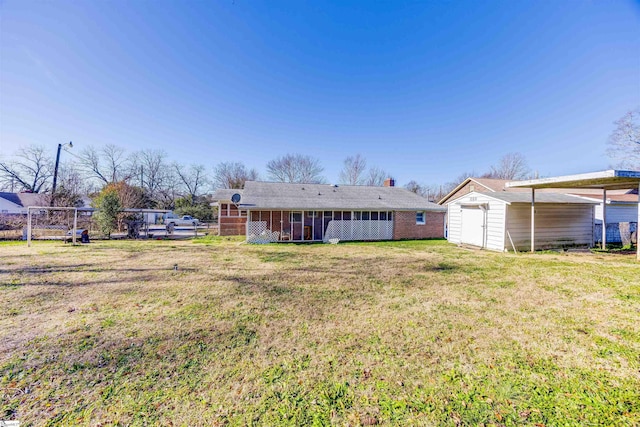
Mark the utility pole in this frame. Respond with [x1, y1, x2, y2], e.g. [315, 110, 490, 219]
[51, 141, 73, 206]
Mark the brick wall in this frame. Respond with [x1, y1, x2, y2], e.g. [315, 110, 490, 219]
[219, 217, 246, 236]
[393, 211, 445, 240]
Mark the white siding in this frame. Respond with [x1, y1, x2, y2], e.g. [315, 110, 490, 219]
[0, 198, 24, 214]
[447, 193, 506, 251]
[506, 204, 594, 250]
[485, 199, 506, 251]
[595, 203, 639, 224]
[447, 204, 462, 243]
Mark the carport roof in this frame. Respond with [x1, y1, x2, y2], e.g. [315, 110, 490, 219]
[506, 170, 640, 191]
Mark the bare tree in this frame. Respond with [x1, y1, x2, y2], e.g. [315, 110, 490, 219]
[404, 180, 427, 196]
[266, 154, 325, 184]
[404, 181, 446, 202]
[485, 152, 530, 180]
[0, 145, 53, 192]
[133, 149, 169, 202]
[78, 144, 132, 185]
[213, 162, 260, 189]
[173, 163, 210, 198]
[364, 166, 390, 186]
[607, 108, 640, 169]
[44, 161, 89, 207]
[339, 154, 367, 185]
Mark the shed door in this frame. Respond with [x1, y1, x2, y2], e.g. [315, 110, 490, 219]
[461, 206, 485, 247]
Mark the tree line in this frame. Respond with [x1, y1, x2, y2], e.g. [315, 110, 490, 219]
[0, 147, 395, 211]
[1, 106, 637, 210]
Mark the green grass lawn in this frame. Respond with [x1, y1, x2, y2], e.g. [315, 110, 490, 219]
[1, 238, 639, 426]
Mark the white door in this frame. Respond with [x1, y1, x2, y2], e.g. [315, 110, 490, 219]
[461, 206, 485, 247]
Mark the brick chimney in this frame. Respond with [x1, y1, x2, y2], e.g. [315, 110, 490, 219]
[383, 178, 395, 187]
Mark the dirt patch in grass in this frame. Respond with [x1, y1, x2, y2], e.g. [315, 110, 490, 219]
[1, 239, 639, 426]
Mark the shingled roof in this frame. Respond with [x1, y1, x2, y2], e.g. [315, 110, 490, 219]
[0, 192, 46, 207]
[213, 181, 445, 212]
[478, 192, 600, 204]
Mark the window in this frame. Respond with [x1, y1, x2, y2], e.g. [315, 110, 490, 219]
[416, 211, 425, 225]
[290, 212, 302, 222]
[362, 212, 370, 220]
[353, 211, 362, 220]
[371, 212, 379, 220]
[307, 211, 318, 218]
[324, 211, 332, 218]
[380, 212, 387, 221]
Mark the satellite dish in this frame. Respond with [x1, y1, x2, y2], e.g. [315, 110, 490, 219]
[231, 193, 241, 204]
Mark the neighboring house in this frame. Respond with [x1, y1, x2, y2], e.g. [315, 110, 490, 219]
[574, 193, 638, 244]
[212, 180, 446, 242]
[0, 192, 46, 214]
[439, 178, 529, 205]
[446, 191, 599, 251]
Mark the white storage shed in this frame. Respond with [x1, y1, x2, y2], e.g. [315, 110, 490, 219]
[447, 192, 599, 252]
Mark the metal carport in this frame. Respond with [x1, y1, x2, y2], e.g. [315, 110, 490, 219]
[506, 170, 640, 260]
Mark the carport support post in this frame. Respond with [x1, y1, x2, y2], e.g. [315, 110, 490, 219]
[602, 189, 607, 250]
[530, 188, 535, 253]
[27, 208, 32, 247]
[73, 208, 78, 245]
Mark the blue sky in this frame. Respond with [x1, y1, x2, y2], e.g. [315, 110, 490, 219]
[1, 0, 639, 187]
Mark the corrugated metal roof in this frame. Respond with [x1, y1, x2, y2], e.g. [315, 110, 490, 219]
[506, 170, 640, 190]
[215, 181, 445, 211]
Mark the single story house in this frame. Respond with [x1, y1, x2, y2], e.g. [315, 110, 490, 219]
[0, 192, 46, 214]
[212, 180, 446, 242]
[446, 191, 599, 251]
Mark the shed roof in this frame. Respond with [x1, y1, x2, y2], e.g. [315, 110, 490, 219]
[572, 193, 639, 203]
[455, 192, 599, 205]
[214, 181, 445, 211]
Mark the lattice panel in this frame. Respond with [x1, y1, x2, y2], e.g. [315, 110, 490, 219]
[323, 220, 393, 242]
[247, 221, 280, 244]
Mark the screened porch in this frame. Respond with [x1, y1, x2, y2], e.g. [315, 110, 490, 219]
[246, 210, 394, 243]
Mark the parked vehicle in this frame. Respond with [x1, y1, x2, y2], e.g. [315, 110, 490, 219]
[165, 215, 200, 226]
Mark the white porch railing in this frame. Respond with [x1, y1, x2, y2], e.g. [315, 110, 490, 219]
[247, 221, 280, 244]
[323, 220, 392, 242]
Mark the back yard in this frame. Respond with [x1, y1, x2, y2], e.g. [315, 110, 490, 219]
[1, 238, 639, 426]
